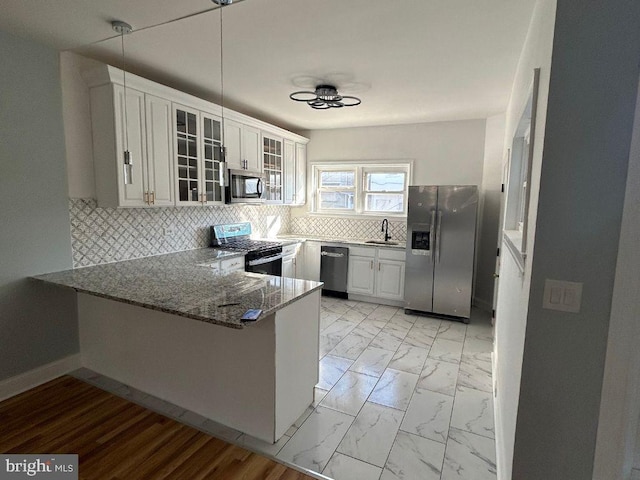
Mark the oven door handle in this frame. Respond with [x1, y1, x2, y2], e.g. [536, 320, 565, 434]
[247, 253, 283, 266]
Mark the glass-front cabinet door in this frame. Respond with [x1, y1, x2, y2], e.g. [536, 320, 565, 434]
[175, 105, 201, 205]
[262, 133, 283, 203]
[202, 113, 223, 203]
[174, 105, 224, 205]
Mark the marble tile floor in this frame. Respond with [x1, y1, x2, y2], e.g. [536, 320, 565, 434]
[278, 297, 497, 480]
[71, 296, 496, 480]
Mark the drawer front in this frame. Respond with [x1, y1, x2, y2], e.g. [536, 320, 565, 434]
[378, 248, 406, 261]
[349, 246, 376, 258]
[221, 256, 245, 272]
[282, 243, 299, 256]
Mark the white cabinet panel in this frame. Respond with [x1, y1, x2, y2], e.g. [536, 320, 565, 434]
[243, 125, 261, 172]
[304, 241, 321, 281]
[295, 143, 307, 205]
[348, 256, 375, 295]
[283, 139, 295, 205]
[376, 259, 405, 300]
[282, 256, 295, 278]
[92, 84, 166, 208]
[145, 94, 174, 206]
[223, 118, 243, 170]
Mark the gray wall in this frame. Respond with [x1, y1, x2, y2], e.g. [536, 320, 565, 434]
[0, 29, 78, 381]
[512, 1, 640, 478]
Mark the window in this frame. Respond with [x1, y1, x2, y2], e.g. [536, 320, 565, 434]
[312, 162, 411, 216]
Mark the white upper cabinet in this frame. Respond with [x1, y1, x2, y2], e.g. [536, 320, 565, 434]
[145, 94, 174, 206]
[84, 64, 307, 207]
[262, 133, 284, 203]
[224, 119, 262, 172]
[295, 143, 307, 205]
[283, 141, 307, 205]
[91, 84, 169, 208]
[223, 118, 243, 170]
[283, 139, 295, 205]
[173, 105, 224, 206]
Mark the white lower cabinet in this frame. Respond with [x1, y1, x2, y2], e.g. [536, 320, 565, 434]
[303, 241, 321, 281]
[348, 254, 376, 295]
[282, 243, 303, 278]
[348, 246, 405, 302]
[375, 259, 405, 300]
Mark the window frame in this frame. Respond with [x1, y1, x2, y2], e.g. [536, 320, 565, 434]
[311, 160, 412, 217]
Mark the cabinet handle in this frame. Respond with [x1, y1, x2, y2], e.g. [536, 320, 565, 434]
[150, 191, 155, 205]
[370, 260, 373, 269]
[144, 191, 149, 204]
[378, 262, 380, 271]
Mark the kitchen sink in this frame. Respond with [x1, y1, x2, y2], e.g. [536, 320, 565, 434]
[364, 240, 400, 245]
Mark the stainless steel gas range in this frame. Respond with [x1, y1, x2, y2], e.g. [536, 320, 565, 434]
[210, 222, 283, 276]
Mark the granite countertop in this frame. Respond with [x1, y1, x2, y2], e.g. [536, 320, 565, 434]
[32, 249, 323, 330]
[277, 234, 406, 250]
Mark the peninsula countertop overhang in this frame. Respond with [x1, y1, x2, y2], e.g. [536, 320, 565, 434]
[32, 248, 323, 329]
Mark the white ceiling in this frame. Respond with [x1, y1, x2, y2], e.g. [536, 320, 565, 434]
[0, 0, 535, 132]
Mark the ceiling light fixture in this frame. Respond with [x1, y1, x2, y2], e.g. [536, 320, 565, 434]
[112, 20, 134, 185]
[289, 84, 361, 110]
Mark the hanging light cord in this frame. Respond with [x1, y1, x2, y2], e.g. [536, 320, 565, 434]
[120, 31, 130, 153]
[219, 3, 225, 147]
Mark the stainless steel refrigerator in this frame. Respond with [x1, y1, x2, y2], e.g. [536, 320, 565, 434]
[404, 185, 478, 322]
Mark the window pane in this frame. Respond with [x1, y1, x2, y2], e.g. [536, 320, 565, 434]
[320, 191, 355, 210]
[320, 171, 355, 188]
[365, 193, 404, 212]
[365, 172, 405, 192]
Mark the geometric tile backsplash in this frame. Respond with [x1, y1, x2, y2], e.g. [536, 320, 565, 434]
[68, 199, 407, 268]
[69, 198, 292, 268]
[291, 215, 407, 243]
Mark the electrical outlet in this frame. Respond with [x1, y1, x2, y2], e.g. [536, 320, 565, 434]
[163, 226, 175, 236]
[542, 279, 583, 313]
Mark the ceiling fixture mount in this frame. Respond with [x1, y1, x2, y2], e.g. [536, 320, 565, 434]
[289, 84, 361, 110]
[211, 0, 233, 5]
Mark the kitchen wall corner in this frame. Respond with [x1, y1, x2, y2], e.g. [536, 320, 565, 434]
[69, 199, 291, 267]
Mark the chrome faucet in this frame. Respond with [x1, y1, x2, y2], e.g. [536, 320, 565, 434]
[381, 219, 391, 242]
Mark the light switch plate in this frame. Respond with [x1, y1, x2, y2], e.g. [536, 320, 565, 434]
[543, 279, 583, 313]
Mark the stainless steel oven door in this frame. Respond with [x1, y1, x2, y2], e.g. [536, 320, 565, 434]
[246, 253, 283, 276]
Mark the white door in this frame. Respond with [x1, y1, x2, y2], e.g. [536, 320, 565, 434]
[376, 260, 405, 300]
[348, 256, 375, 295]
[282, 256, 295, 278]
[115, 85, 147, 207]
[283, 139, 295, 204]
[223, 118, 243, 170]
[295, 143, 307, 205]
[145, 94, 174, 206]
[304, 242, 321, 281]
[243, 125, 261, 172]
[493, 153, 511, 323]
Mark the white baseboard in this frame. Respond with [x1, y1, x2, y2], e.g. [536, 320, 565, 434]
[473, 296, 493, 313]
[0, 354, 81, 402]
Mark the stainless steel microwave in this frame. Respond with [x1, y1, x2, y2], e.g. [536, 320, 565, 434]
[225, 169, 265, 204]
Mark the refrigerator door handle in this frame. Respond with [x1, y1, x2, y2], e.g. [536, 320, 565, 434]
[436, 210, 443, 263]
[429, 210, 436, 258]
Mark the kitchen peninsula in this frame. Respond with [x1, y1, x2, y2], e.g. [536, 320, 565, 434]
[34, 249, 323, 443]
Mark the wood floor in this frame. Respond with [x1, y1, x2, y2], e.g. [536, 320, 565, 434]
[0, 376, 316, 480]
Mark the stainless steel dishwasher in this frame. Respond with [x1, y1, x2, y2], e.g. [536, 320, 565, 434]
[320, 246, 349, 299]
